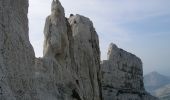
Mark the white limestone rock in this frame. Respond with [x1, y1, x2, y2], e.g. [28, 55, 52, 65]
[69, 14, 102, 100]
[40, 0, 83, 100]
[43, 0, 69, 63]
[39, 0, 103, 99]
[101, 43, 158, 100]
[0, 0, 158, 100]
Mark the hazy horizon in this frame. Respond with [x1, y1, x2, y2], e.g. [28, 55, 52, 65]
[29, 0, 170, 76]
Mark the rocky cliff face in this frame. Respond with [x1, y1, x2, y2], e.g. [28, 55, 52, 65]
[0, 0, 35, 100]
[0, 0, 157, 100]
[101, 43, 158, 100]
[69, 14, 101, 100]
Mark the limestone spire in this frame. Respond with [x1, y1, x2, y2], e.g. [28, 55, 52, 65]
[51, 0, 64, 16]
[43, 0, 68, 61]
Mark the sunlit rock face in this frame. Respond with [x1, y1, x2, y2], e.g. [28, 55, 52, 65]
[43, 0, 69, 63]
[68, 14, 102, 100]
[101, 43, 158, 100]
[37, 0, 80, 99]
[40, 1, 102, 100]
[0, 0, 35, 99]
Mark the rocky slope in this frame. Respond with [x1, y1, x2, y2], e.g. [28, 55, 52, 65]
[101, 43, 158, 100]
[154, 84, 170, 100]
[0, 0, 157, 100]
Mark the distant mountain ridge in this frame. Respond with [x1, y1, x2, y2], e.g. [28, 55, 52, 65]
[144, 71, 170, 93]
[144, 71, 170, 100]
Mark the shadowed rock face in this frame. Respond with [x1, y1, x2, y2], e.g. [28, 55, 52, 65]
[101, 43, 158, 100]
[0, 0, 35, 99]
[0, 0, 157, 100]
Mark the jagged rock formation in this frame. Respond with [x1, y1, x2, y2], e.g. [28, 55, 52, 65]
[0, 0, 157, 100]
[35, 0, 82, 100]
[43, 0, 69, 62]
[101, 43, 158, 100]
[68, 14, 102, 100]
[35, 0, 102, 100]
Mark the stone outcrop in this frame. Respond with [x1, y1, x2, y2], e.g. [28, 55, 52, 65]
[36, 0, 82, 99]
[35, 0, 102, 100]
[43, 0, 69, 62]
[0, 0, 157, 100]
[101, 43, 158, 100]
[69, 14, 102, 100]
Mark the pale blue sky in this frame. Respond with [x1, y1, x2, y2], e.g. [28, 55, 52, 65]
[29, 0, 170, 75]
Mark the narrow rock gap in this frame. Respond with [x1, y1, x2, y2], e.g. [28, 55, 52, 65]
[71, 89, 81, 100]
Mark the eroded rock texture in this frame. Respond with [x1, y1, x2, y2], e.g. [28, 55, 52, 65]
[101, 43, 158, 100]
[0, 0, 35, 100]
